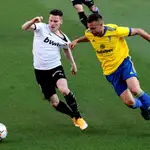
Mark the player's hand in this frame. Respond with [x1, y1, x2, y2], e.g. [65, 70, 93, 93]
[32, 16, 43, 23]
[69, 40, 77, 50]
[71, 63, 77, 75]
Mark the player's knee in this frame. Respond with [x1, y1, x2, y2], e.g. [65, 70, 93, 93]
[49, 94, 59, 107]
[58, 87, 70, 96]
[50, 98, 59, 107]
[50, 101, 58, 107]
[130, 87, 141, 96]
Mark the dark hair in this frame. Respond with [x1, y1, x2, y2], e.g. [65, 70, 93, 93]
[49, 9, 63, 17]
[87, 13, 103, 23]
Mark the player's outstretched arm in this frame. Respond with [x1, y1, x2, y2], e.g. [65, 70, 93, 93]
[131, 28, 150, 42]
[63, 48, 77, 75]
[21, 16, 43, 31]
[69, 36, 89, 49]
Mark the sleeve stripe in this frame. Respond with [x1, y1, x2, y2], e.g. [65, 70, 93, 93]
[128, 28, 132, 36]
[33, 24, 36, 30]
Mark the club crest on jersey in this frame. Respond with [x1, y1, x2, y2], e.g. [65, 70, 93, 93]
[43, 37, 61, 46]
[100, 44, 105, 49]
[108, 36, 111, 41]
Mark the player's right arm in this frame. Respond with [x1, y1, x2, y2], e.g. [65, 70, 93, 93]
[21, 16, 43, 31]
[116, 26, 132, 37]
[130, 28, 150, 42]
[69, 36, 89, 49]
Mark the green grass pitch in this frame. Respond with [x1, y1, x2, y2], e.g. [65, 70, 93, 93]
[1, 0, 150, 149]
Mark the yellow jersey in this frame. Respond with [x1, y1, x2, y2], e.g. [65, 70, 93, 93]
[85, 24, 131, 75]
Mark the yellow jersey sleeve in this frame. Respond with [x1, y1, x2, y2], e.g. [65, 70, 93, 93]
[85, 29, 92, 40]
[116, 26, 132, 37]
[105, 24, 131, 37]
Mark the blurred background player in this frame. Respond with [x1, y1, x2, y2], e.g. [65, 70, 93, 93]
[21, 9, 88, 130]
[71, 0, 100, 28]
[70, 13, 150, 120]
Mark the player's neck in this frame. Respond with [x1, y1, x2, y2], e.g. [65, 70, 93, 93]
[54, 30, 64, 39]
[55, 30, 61, 35]
[102, 26, 105, 34]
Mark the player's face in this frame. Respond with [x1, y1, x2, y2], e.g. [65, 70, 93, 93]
[48, 15, 62, 32]
[88, 21, 104, 36]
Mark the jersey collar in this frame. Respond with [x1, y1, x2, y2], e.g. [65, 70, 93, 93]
[98, 26, 107, 37]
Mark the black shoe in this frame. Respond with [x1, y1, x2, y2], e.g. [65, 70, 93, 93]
[140, 107, 150, 120]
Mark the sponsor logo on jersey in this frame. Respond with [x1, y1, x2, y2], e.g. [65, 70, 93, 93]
[96, 49, 113, 54]
[96, 44, 113, 53]
[43, 37, 61, 46]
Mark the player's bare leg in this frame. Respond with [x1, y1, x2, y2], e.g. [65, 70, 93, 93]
[119, 89, 150, 120]
[127, 77, 150, 109]
[126, 77, 150, 120]
[126, 77, 141, 96]
[120, 89, 140, 108]
[57, 78, 88, 130]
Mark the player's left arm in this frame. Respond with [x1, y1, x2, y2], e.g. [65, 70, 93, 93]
[63, 48, 77, 75]
[117, 26, 150, 42]
[130, 28, 150, 42]
[21, 16, 43, 31]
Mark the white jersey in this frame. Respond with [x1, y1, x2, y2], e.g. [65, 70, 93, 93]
[32, 22, 70, 70]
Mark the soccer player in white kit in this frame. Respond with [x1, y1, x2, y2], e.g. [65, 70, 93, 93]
[21, 9, 88, 130]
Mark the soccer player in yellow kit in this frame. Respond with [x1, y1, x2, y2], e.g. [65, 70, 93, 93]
[70, 13, 150, 120]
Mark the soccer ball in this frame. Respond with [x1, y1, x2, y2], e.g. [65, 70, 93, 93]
[0, 123, 7, 141]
